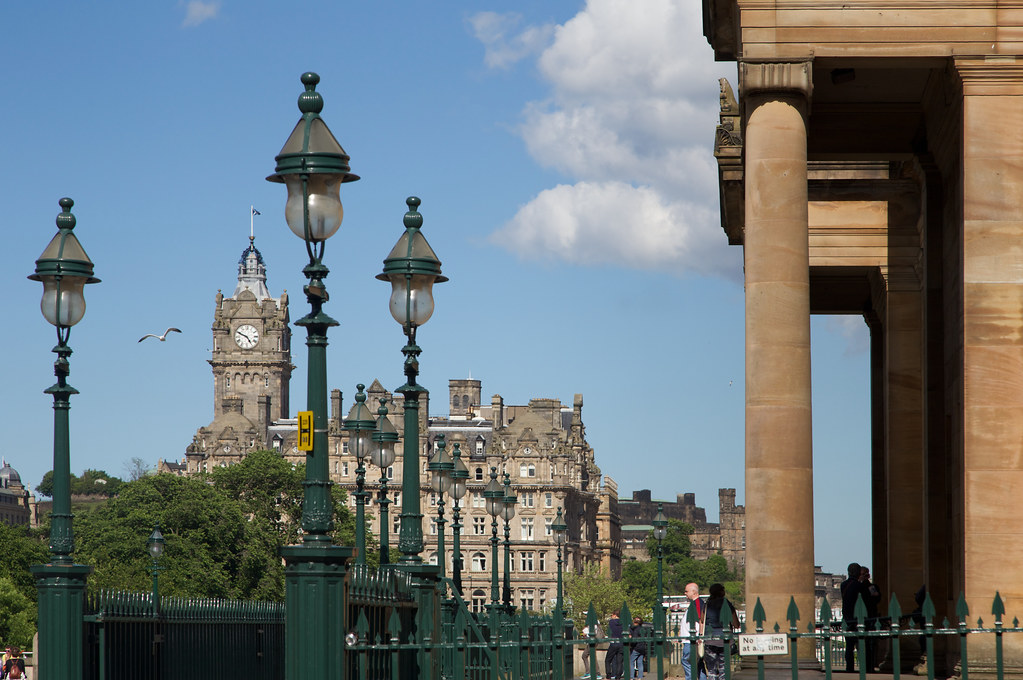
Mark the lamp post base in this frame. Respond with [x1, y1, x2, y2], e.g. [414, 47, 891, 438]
[281, 544, 354, 680]
[31, 562, 91, 680]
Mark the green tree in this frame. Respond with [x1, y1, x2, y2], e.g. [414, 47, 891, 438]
[0, 522, 47, 600]
[74, 473, 249, 598]
[68, 453, 362, 601]
[645, 519, 694, 564]
[564, 563, 637, 623]
[36, 470, 55, 498]
[0, 576, 35, 650]
[73, 469, 123, 496]
[37, 468, 123, 498]
[620, 559, 657, 615]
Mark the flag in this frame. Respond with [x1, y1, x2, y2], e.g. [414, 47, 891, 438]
[251, 208, 261, 216]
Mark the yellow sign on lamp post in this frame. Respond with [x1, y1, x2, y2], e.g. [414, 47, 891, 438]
[297, 411, 314, 451]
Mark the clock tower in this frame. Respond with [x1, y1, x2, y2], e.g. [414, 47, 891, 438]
[209, 237, 293, 423]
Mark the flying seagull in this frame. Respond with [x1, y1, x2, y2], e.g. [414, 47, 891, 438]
[139, 328, 182, 343]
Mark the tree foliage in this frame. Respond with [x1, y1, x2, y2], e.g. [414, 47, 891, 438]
[0, 523, 48, 601]
[616, 520, 746, 607]
[0, 576, 35, 650]
[37, 469, 123, 498]
[72, 451, 360, 601]
[564, 563, 638, 624]
[645, 519, 694, 564]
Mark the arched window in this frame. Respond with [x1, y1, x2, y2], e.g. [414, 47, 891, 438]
[471, 589, 487, 613]
[475, 436, 485, 455]
[520, 463, 528, 477]
[527, 464, 536, 477]
[264, 374, 270, 388]
[225, 375, 231, 389]
[462, 395, 469, 408]
[472, 552, 487, 572]
[475, 467, 484, 481]
[428, 552, 438, 566]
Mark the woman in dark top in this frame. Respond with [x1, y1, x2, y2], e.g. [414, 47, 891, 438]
[703, 583, 740, 680]
[628, 617, 648, 679]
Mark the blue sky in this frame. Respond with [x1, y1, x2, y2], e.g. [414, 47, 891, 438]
[2, 1, 870, 575]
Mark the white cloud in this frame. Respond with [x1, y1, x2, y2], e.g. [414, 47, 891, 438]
[480, 0, 734, 276]
[468, 12, 555, 69]
[490, 181, 726, 276]
[182, 1, 220, 27]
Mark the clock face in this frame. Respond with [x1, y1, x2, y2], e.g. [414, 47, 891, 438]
[234, 324, 259, 349]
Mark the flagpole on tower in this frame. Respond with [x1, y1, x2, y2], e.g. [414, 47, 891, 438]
[250, 206, 261, 243]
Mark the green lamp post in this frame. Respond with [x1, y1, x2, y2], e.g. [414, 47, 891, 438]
[377, 196, 446, 565]
[653, 504, 668, 613]
[446, 443, 469, 595]
[344, 385, 377, 565]
[371, 398, 398, 566]
[484, 467, 505, 617]
[501, 472, 517, 610]
[653, 503, 669, 680]
[29, 197, 99, 680]
[268, 72, 356, 680]
[552, 507, 568, 616]
[427, 434, 453, 577]
[148, 524, 165, 616]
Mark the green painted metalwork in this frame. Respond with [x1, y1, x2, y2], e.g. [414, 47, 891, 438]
[501, 472, 516, 610]
[82, 589, 284, 680]
[30, 197, 100, 680]
[378, 197, 447, 566]
[427, 434, 453, 579]
[344, 384, 377, 565]
[371, 398, 398, 566]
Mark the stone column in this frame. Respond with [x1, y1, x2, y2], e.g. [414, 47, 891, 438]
[956, 57, 1023, 673]
[740, 59, 816, 641]
[883, 264, 926, 611]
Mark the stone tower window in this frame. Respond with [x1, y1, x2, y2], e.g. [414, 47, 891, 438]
[475, 467, 484, 481]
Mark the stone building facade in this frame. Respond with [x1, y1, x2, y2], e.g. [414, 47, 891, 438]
[618, 488, 745, 572]
[0, 461, 37, 527]
[162, 241, 621, 612]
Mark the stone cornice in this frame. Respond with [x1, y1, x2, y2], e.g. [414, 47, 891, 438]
[955, 57, 1023, 95]
[739, 59, 813, 100]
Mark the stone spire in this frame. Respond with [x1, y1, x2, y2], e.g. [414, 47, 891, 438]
[233, 235, 273, 300]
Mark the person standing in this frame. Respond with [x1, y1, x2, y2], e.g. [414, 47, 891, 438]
[860, 565, 881, 671]
[606, 610, 624, 680]
[581, 623, 603, 680]
[683, 583, 708, 680]
[628, 616, 648, 679]
[703, 584, 740, 680]
[841, 563, 865, 673]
